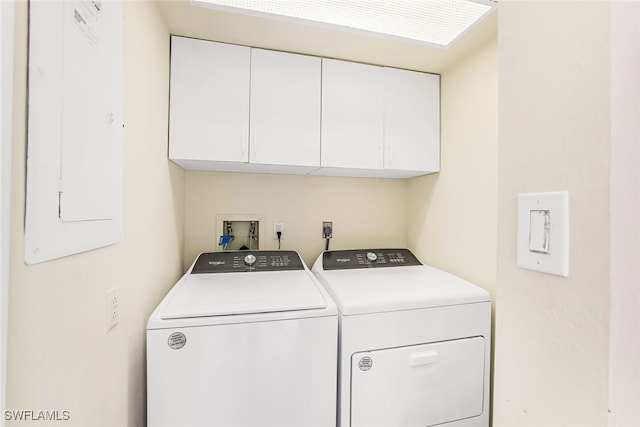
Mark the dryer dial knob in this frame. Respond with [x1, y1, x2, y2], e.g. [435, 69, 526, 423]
[366, 252, 378, 262]
[244, 254, 257, 266]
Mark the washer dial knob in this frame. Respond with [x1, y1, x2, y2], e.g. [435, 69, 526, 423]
[244, 254, 257, 266]
[366, 252, 378, 263]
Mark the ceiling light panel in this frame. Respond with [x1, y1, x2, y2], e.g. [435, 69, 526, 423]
[191, 0, 495, 48]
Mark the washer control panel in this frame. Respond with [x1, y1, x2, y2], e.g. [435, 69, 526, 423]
[192, 251, 304, 273]
[322, 248, 422, 270]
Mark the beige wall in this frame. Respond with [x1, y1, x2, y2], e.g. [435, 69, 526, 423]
[1, 0, 15, 421]
[184, 172, 407, 268]
[609, 2, 640, 424]
[494, 2, 612, 425]
[407, 37, 498, 294]
[7, 2, 184, 426]
[181, 23, 499, 273]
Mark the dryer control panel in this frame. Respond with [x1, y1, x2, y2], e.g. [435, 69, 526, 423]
[192, 251, 304, 273]
[322, 248, 422, 270]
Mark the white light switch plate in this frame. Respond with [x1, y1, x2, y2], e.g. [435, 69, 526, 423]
[517, 191, 569, 277]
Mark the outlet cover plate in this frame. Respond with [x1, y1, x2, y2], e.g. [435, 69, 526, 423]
[273, 222, 284, 240]
[107, 288, 119, 331]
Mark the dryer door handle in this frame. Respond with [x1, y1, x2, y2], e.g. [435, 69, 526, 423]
[409, 351, 438, 367]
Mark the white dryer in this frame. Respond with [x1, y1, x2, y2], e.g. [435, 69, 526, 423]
[312, 248, 491, 427]
[147, 250, 338, 427]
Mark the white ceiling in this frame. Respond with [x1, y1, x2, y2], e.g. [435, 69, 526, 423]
[156, 0, 497, 74]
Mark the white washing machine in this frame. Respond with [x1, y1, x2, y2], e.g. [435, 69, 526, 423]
[147, 250, 338, 427]
[312, 248, 491, 427]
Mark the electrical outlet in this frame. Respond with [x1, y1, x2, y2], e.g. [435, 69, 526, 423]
[273, 222, 284, 240]
[107, 288, 119, 331]
[322, 221, 333, 239]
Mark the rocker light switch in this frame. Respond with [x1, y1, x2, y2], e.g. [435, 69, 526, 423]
[517, 192, 569, 277]
[529, 210, 550, 254]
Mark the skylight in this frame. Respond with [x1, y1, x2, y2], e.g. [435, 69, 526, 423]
[190, 0, 496, 48]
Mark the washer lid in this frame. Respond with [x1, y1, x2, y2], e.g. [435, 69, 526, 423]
[161, 270, 327, 319]
[316, 265, 490, 316]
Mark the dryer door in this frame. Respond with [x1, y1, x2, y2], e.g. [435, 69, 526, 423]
[350, 337, 485, 427]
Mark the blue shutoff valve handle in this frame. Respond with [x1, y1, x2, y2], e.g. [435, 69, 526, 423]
[218, 235, 233, 246]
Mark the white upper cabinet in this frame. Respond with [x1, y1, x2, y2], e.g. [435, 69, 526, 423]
[384, 67, 440, 176]
[317, 59, 440, 178]
[320, 58, 384, 173]
[250, 49, 321, 169]
[168, 37, 440, 178]
[169, 37, 250, 166]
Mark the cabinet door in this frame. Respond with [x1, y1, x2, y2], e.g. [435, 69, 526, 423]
[321, 59, 384, 170]
[384, 67, 440, 173]
[250, 49, 321, 168]
[169, 37, 250, 163]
